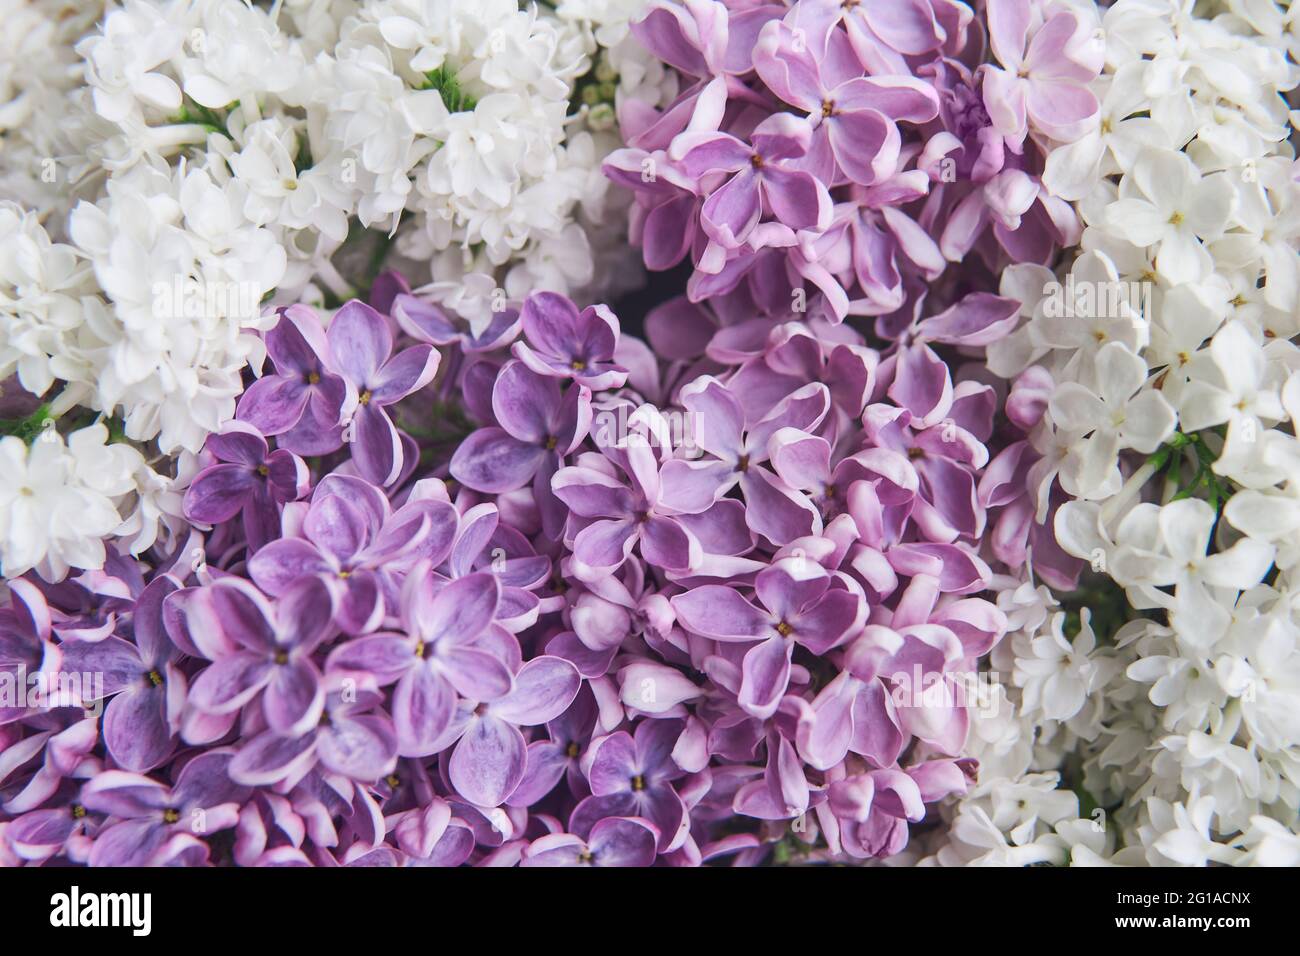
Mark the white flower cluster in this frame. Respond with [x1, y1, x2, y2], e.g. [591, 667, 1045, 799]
[919, 0, 1300, 866]
[0, 422, 180, 580]
[0, 0, 669, 580]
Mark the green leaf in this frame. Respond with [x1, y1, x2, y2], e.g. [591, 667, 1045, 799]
[422, 66, 476, 113]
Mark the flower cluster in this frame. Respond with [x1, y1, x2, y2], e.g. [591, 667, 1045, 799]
[0, 273, 1067, 866]
[605, 0, 1102, 324]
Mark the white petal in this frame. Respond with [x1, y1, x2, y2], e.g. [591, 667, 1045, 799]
[1157, 499, 1215, 564]
[1156, 229, 1207, 285]
[1104, 199, 1168, 247]
[1200, 538, 1275, 590]
[1049, 383, 1106, 432]
[1093, 342, 1145, 407]
[1133, 148, 1194, 214]
[1119, 391, 1176, 452]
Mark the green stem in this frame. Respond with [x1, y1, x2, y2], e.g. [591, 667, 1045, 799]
[0, 403, 54, 444]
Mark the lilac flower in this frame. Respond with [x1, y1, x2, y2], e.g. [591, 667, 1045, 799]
[552, 438, 703, 578]
[602, 150, 703, 271]
[809, 0, 950, 63]
[768, 428, 912, 520]
[236, 305, 356, 455]
[671, 114, 831, 271]
[81, 751, 249, 866]
[247, 474, 458, 633]
[447, 654, 581, 807]
[184, 421, 310, 551]
[508, 687, 598, 807]
[325, 571, 513, 758]
[732, 727, 814, 820]
[227, 676, 399, 787]
[3, 792, 96, 865]
[862, 402, 986, 542]
[672, 557, 863, 717]
[629, 0, 779, 140]
[328, 300, 439, 485]
[55, 575, 182, 771]
[512, 292, 629, 391]
[569, 718, 689, 853]
[394, 294, 521, 354]
[188, 576, 337, 736]
[658, 376, 830, 545]
[980, 0, 1101, 147]
[450, 360, 591, 537]
[754, 20, 939, 186]
[521, 816, 658, 867]
[2, 717, 100, 819]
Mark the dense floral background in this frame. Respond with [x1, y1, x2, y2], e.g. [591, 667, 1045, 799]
[0, 0, 1298, 867]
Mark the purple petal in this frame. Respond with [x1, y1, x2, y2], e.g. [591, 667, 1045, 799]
[701, 168, 761, 246]
[509, 741, 570, 807]
[393, 666, 457, 757]
[229, 730, 317, 786]
[303, 494, 368, 563]
[278, 576, 338, 651]
[263, 659, 324, 735]
[586, 731, 637, 794]
[572, 518, 638, 572]
[671, 586, 772, 641]
[328, 300, 392, 385]
[760, 164, 830, 230]
[318, 713, 397, 781]
[519, 291, 584, 364]
[393, 295, 460, 345]
[740, 468, 820, 544]
[449, 714, 527, 807]
[207, 581, 277, 653]
[552, 467, 636, 518]
[739, 636, 794, 718]
[442, 647, 515, 702]
[325, 633, 414, 684]
[87, 819, 167, 867]
[490, 656, 581, 726]
[103, 686, 172, 772]
[639, 515, 698, 570]
[337, 569, 385, 634]
[371, 345, 438, 405]
[266, 305, 329, 375]
[450, 427, 546, 494]
[184, 463, 256, 524]
[422, 572, 501, 646]
[189, 654, 274, 714]
[590, 816, 659, 866]
[236, 375, 309, 437]
[492, 360, 559, 442]
[349, 403, 404, 486]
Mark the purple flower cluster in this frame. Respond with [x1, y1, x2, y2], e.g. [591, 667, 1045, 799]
[606, 0, 1099, 326]
[0, 266, 1081, 866]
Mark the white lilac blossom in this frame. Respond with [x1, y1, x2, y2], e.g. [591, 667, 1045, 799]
[924, 0, 1300, 867]
[0, 423, 154, 580]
